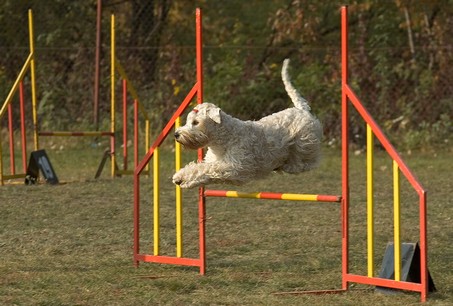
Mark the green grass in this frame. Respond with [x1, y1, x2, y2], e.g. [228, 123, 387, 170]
[1, 145, 452, 305]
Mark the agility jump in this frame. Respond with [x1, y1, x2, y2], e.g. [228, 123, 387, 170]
[35, 14, 151, 178]
[133, 8, 206, 273]
[0, 11, 150, 184]
[132, 6, 430, 302]
[0, 10, 37, 185]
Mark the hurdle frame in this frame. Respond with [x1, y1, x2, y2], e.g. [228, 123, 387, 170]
[132, 6, 430, 302]
[35, 14, 151, 178]
[340, 6, 429, 301]
[0, 10, 151, 184]
[133, 8, 206, 274]
[0, 10, 37, 186]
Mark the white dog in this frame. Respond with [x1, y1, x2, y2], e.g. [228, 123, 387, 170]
[172, 59, 322, 189]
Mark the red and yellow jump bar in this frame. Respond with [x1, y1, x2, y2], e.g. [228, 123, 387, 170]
[38, 131, 113, 137]
[204, 190, 341, 203]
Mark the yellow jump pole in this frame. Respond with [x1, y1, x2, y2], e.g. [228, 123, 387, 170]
[110, 14, 116, 177]
[28, 9, 39, 151]
[175, 117, 183, 257]
[393, 160, 401, 281]
[153, 147, 160, 255]
[366, 124, 374, 277]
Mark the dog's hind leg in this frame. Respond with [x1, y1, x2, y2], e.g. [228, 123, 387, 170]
[281, 138, 321, 174]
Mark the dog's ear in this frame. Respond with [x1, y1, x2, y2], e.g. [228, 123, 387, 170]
[207, 107, 221, 124]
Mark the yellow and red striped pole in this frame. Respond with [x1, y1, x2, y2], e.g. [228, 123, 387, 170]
[204, 190, 341, 203]
[39, 131, 113, 137]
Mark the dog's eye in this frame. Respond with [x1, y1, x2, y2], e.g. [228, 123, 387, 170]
[192, 120, 199, 126]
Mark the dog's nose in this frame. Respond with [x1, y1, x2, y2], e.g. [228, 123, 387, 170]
[174, 131, 180, 139]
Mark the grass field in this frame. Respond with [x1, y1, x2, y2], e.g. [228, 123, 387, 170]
[0, 144, 452, 305]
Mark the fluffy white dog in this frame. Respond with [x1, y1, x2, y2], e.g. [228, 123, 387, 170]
[172, 59, 322, 189]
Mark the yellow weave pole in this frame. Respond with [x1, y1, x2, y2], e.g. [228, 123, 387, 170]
[110, 14, 116, 177]
[153, 147, 160, 255]
[175, 117, 183, 257]
[393, 160, 401, 281]
[366, 124, 374, 277]
[28, 10, 39, 151]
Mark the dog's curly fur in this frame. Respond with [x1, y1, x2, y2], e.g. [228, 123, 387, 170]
[172, 59, 322, 189]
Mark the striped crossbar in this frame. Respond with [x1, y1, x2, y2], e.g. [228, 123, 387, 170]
[39, 131, 113, 137]
[204, 190, 341, 203]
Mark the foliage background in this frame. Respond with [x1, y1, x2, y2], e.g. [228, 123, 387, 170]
[1, 0, 452, 150]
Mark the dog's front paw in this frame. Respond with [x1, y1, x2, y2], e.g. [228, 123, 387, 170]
[172, 170, 184, 186]
[172, 169, 203, 189]
[172, 170, 194, 188]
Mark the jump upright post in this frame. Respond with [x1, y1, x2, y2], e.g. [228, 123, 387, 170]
[133, 6, 431, 302]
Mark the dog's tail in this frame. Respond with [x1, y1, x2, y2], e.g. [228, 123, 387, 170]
[282, 58, 311, 111]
